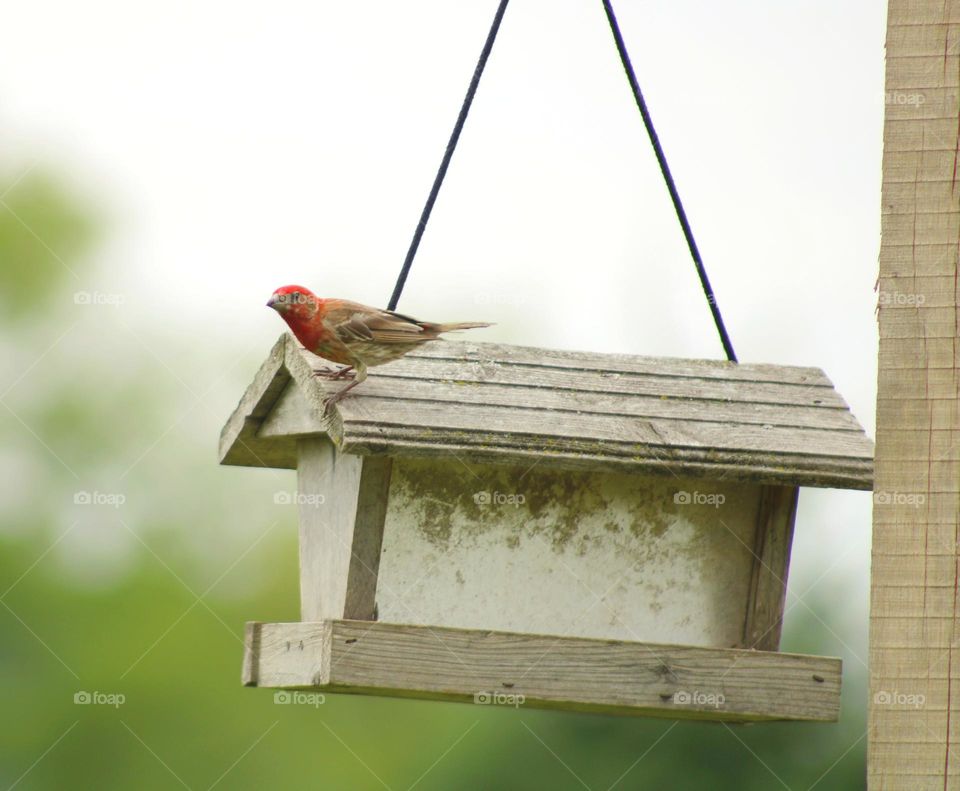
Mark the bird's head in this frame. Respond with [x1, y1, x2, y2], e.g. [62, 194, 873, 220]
[266, 285, 319, 323]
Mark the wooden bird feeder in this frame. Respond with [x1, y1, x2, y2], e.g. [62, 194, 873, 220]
[221, 333, 873, 722]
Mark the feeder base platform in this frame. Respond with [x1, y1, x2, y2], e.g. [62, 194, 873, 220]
[242, 620, 840, 722]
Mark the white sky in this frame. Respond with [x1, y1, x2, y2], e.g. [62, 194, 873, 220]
[1, 1, 885, 607]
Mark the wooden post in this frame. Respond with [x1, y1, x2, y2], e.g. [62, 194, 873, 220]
[296, 438, 392, 621]
[742, 485, 799, 651]
[871, 2, 960, 786]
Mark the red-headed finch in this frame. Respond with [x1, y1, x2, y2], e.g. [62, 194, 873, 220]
[267, 285, 491, 409]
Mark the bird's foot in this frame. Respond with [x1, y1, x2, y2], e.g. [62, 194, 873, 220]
[313, 365, 355, 380]
[322, 391, 346, 417]
[320, 373, 363, 416]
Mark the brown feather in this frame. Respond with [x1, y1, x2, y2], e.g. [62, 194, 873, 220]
[324, 301, 489, 348]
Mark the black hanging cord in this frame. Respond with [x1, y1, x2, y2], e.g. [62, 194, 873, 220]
[388, 0, 510, 312]
[601, 1, 737, 362]
[388, 0, 737, 363]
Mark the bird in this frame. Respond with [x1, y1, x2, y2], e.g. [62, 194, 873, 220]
[266, 285, 491, 410]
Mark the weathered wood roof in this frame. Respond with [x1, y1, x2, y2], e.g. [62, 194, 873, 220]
[219, 333, 874, 489]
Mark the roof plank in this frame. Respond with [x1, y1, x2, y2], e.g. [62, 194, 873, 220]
[218, 334, 874, 489]
[408, 340, 832, 386]
[323, 376, 863, 432]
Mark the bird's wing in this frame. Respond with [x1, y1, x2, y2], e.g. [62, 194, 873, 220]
[323, 301, 427, 345]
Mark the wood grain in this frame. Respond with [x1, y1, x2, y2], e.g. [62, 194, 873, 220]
[242, 620, 842, 722]
[405, 339, 832, 386]
[218, 336, 298, 469]
[871, 3, 960, 787]
[742, 486, 799, 651]
[296, 438, 391, 621]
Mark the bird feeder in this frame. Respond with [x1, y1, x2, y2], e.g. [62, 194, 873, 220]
[221, 333, 873, 722]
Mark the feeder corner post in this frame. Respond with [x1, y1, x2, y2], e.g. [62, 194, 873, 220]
[870, 0, 960, 786]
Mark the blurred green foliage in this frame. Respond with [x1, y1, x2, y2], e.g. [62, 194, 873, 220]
[0, 167, 95, 323]
[0, 164, 866, 790]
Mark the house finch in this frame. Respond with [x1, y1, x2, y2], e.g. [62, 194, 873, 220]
[266, 285, 491, 409]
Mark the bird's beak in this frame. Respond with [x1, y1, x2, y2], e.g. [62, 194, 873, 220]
[266, 294, 278, 310]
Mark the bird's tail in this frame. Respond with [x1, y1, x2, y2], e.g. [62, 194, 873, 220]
[430, 321, 494, 333]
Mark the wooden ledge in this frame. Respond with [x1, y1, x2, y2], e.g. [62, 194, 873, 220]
[242, 620, 841, 722]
